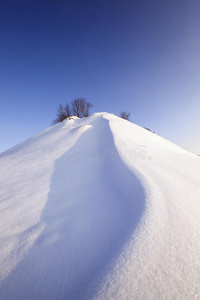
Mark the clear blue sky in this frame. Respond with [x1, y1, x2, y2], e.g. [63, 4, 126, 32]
[0, 0, 200, 154]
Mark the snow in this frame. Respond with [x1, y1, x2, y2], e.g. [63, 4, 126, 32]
[0, 112, 200, 299]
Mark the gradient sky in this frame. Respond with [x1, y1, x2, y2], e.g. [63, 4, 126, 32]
[0, 0, 200, 154]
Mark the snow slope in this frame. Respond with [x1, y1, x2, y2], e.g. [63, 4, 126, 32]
[0, 113, 200, 299]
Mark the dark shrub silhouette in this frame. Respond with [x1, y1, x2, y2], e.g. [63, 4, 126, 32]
[52, 98, 93, 124]
[120, 111, 130, 120]
[71, 98, 93, 118]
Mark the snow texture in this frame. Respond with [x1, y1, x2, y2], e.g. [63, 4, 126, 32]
[0, 112, 200, 299]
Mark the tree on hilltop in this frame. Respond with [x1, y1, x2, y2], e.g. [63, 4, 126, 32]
[52, 98, 93, 124]
[71, 98, 93, 118]
[120, 111, 130, 120]
[52, 104, 71, 124]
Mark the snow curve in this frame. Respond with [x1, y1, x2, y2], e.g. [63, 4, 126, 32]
[95, 114, 200, 300]
[1, 112, 200, 300]
[0, 114, 145, 299]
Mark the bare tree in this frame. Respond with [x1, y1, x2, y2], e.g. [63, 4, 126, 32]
[71, 98, 81, 117]
[71, 98, 93, 118]
[85, 101, 93, 117]
[52, 98, 93, 124]
[52, 104, 71, 124]
[65, 104, 71, 118]
[120, 111, 130, 120]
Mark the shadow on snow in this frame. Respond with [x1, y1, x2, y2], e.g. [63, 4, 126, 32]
[0, 117, 145, 300]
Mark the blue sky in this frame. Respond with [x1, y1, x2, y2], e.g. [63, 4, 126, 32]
[0, 0, 200, 154]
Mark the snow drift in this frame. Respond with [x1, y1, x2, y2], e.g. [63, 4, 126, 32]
[0, 112, 200, 299]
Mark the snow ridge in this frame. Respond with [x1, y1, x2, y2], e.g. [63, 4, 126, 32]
[0, 112, 200, 299]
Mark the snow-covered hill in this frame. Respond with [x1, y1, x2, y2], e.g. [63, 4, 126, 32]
[0, 112, 200, 300]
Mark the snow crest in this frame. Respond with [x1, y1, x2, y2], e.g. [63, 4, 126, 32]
[0, 113, 200, 299]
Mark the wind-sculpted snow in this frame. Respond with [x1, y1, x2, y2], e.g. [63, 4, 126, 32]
[1, 113, 200, 299]
[95, 114, 200, 300]
[0, 114, 145, 299]
[0, 117, 90, 283]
